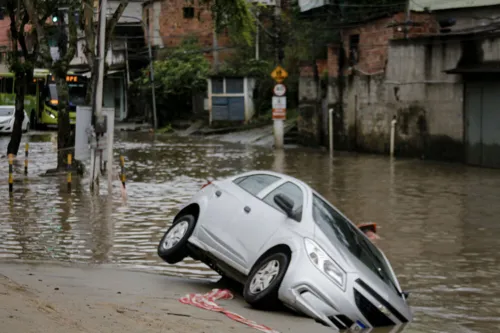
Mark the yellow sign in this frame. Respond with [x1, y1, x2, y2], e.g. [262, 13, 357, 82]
[271, 65, 288, 83]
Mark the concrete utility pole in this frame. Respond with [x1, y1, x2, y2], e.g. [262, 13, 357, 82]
[90, 0, 107, 191]
[95, 0, 107, 120]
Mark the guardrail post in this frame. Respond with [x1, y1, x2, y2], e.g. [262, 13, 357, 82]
[67, 153, 72, 193]
[8, 154, 13, 194]
[120, 155, 126, 189]
[24, 143, 29, 175]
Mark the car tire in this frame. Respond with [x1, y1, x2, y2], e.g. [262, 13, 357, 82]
[243, 251, 290, 310]
[157, 214, 197, 265]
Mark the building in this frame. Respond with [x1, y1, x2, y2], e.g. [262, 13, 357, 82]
[142, 0, 232, 64]
[298, 0, 500, 169]
[70, 0, 148, 122]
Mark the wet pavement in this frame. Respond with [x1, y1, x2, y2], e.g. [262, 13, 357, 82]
[1, 131, 500, 333]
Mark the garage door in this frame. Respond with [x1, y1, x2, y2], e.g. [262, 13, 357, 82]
[465, 81, 500, 168]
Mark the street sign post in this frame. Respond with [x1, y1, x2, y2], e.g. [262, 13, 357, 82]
[271, 66, 288, 149]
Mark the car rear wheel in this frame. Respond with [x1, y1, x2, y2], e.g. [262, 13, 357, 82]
[157, 214, 196, 264]
[243, 251, 290, 310]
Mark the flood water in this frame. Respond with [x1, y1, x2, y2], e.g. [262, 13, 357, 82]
[1, 131, 500, 333]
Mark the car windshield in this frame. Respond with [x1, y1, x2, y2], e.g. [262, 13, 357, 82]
[49, 82, 86, 106]
[0, 107, 14, 117]
[312, 194, 400, 294]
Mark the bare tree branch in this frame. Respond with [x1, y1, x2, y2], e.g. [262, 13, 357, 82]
[24, 0, 52, 67]
[61, 1, 78, 65]
[82, 0, 96, 71]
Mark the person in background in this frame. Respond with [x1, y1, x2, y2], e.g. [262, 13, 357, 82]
[357, 222, 380, 242]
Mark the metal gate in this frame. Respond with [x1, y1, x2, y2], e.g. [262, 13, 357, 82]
[465, 81, 500, 168]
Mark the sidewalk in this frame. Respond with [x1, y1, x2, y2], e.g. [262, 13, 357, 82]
[0, 262, 331, 333]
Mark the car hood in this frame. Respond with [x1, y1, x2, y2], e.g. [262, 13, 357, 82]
[0, 116, 13, 123]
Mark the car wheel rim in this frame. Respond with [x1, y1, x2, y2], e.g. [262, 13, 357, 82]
[162, 220, 189, 250]
[249, 259, 280, 294]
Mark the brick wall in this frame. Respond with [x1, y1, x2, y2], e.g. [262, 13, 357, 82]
[147, 0, 232, 63]
[322, 11, 437, 77]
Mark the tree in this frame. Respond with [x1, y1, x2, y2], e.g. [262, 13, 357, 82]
[24, 0, 78, 169]
[136, 38, 210, 126]
[5, 0, 39, 156]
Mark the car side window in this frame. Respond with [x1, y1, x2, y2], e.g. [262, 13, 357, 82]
[263, 182, 303, 221]
[233, 174, 280, 196]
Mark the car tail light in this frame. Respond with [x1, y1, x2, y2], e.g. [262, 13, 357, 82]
[201, 181, 212, 190]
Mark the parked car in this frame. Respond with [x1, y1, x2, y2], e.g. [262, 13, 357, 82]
[0, 106, 30, 134]
[158, 170, 412, 331]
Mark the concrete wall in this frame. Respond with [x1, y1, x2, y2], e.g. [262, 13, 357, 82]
[433, 5, 500, 32]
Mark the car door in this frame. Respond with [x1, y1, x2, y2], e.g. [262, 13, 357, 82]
[222, 180, 305, 272]
[197, 174, 282, 268]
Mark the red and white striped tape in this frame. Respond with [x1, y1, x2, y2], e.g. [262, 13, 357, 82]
[179, 289, 281, 333]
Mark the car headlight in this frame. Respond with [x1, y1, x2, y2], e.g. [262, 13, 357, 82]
[304, 238, 346, 290]
[49, 113, 56, 119]
[0, 119, 9, 125]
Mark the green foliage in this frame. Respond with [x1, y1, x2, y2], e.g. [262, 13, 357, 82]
[203, 0, 255, 45]
[140, 39, 211, 97]
[157, 124, 174, 134]
[215, 58, 271, 78]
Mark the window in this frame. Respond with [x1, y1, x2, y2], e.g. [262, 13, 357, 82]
[263, 182, 303, 221]
[212, 78, 224, 94]
[226, 78, 244, 94]
[312, 195, 399, 294]
[183, 7, 194, 19]
[0, 77, 14, 94]
[234, 174, 280, 196]
[349, 34, 359, 66]
[27, 79, 37, 96]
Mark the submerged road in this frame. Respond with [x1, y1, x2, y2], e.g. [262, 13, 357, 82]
[1, 131, 500, 332]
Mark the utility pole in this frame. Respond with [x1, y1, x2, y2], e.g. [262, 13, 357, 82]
[146, 19, 157, 130]
[95, 0, 106, 121]
[404, 0, 411, 38]
[90, 0, 107, 190]
[255, 9, 260, 60]
[274, 0, 282, 65]
[212, 15, 219, 72]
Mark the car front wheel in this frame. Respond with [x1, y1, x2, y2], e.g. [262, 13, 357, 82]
[243, 251, 290, 310]
[157, 214, 196, 264]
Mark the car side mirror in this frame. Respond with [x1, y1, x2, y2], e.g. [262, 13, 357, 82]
[274, 194, 294, 218]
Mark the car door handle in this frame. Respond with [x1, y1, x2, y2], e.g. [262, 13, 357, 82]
[215, 190, 222, 197]
[244, 206, 251, 213]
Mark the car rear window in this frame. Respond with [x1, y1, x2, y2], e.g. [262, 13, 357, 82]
[233, 174, 280, 196]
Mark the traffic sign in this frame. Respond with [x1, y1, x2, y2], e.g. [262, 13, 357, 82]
[273, 83, 286, 96]
[271, 65, 288, 83]
[272, 96, 286, 109]
[272, 108, 286, 120]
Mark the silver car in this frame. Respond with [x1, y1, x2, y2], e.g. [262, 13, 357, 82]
[158, 170, 412, 331]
